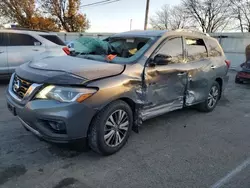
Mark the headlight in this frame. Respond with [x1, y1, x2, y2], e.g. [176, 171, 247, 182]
[35, 85, 97, 103]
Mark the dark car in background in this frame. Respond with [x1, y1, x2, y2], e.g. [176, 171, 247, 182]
[235, 62, 250, 83]
[6, 30, 230, 155]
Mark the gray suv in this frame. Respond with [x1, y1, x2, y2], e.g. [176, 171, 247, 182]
[6, 30, 230, 155]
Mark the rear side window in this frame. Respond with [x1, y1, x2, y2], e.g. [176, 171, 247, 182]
[185, 38, 208, 62]
[9, 33, 40, 46]
[205, 38, 223, 57]
[40, 35, 65, 46]
[0, 33, 8, 46]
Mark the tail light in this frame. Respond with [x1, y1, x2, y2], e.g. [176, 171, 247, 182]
[63, 47, 70, 55]
[225, 60, 231, 68]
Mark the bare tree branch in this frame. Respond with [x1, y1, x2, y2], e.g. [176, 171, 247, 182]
[182, 0, 232, 33]
[150, 4, 193, 30]
[230, 0, 250, 32]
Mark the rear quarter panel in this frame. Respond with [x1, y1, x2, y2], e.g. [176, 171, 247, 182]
[7, 45, 46, 74]
[185, 36, 229, 106]
[205, 36, 229, 91]
[207, 37, 229, 92]
[213, 55, 229, 93]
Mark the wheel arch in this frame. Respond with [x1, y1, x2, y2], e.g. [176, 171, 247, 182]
[88, 97, 139, 137]
[107, 97, 141, 133]
[119, 97, 136, 113]
[215, 77, 223, 99]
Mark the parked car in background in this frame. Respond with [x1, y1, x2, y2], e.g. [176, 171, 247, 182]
[0, 29, 69, 79]
[235, 62, 250, 83]
[6, 30, 230, 155]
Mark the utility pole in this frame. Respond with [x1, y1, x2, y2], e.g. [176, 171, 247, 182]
[144, 0, 150, 30]
[130, 19, 133, 31]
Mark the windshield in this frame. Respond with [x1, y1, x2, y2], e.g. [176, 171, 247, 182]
[72, 36, 157, 64]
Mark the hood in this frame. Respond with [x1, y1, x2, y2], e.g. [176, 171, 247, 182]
[242, 64, 250, 73]
[29, 56, 125, 80]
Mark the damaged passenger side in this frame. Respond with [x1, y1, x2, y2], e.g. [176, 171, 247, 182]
[142, 36, 188, 120]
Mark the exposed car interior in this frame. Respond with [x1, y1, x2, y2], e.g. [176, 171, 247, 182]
[70, 37, 152, 62]
[107, 37, 149, 58]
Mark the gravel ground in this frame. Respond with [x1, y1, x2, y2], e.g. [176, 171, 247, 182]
[0, 71, 250, 188]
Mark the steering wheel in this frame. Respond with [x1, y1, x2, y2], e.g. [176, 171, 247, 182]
[109, 45, 122, 56]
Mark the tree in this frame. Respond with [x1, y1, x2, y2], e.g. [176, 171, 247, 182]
[0, 0, 36, 28]
[170, 6, 191, 30]
[230, 0, 250, 32]
[182, 0, 232, 33]
[40, 0, 90, 32]
[0, 0, 89, 31]
[0, 16, 5, 28]
[150, 5, 192, 30]
[0, 0, 59, 31]
[30, 16, 59, 31]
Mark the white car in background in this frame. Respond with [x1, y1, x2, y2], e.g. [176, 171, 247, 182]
[0, 29, 69, 79]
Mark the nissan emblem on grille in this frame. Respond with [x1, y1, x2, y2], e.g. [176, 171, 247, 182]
[12, 75, 32, 99]
[13, 79, 21, 92]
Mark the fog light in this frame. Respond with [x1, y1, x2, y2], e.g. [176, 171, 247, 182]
[44, 120, 66, 134]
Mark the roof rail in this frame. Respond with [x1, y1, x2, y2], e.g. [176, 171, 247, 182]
[6, 28, 50, 33]
[175, 29, 210, 36]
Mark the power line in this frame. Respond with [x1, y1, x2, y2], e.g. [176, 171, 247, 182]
[80, 0, 120, 8]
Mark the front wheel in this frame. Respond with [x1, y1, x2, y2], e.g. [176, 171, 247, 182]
[88, 100, 133, 155]
[197, 81, 220, 112]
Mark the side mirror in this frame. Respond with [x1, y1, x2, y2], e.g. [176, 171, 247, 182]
[34, 42, 41, 46]
[153, 54, 172, 65]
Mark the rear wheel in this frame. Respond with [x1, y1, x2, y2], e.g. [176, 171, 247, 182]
[235, 76, 243, 84]
[197, 81, 220, 112]
[88, 100, 133, 155]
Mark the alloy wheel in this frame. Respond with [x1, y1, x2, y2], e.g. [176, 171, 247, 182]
[207, 86, 219, 108]
[104, 110, 129, 147]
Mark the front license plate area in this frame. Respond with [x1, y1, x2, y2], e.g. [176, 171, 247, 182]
[7, 103, 17, 116]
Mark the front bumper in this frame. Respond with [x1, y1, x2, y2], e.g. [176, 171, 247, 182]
[6, 79, 97, 143]
[236, 72, 250, 82]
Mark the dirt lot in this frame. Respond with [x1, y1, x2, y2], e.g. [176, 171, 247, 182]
[0, 71, 250, 188]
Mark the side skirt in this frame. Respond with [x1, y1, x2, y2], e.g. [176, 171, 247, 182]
[141, 99, 183, 121]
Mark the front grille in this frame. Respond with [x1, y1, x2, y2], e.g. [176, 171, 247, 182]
[12, 75, 32, 99]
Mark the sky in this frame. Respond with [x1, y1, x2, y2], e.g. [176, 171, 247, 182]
[82, 0, 181, 33]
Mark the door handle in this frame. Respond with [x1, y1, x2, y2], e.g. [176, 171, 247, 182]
[32, 49, 39, 51]
[0, 51, 4, 54]
[149, 82, 156, 86]
[177, 72, 186, 76]
[211, 65, 216, 69]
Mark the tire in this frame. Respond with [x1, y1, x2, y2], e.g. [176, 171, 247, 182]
[197, 81, 221, 112]
[235, 77, 243, 84]
[88, 100, 133, 155]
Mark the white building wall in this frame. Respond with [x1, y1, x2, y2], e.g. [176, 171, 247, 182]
[55, 32, 114, 42]
[210, 33, 250, 69]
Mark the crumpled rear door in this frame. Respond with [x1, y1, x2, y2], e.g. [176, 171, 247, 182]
[183, 37, 216, 106]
